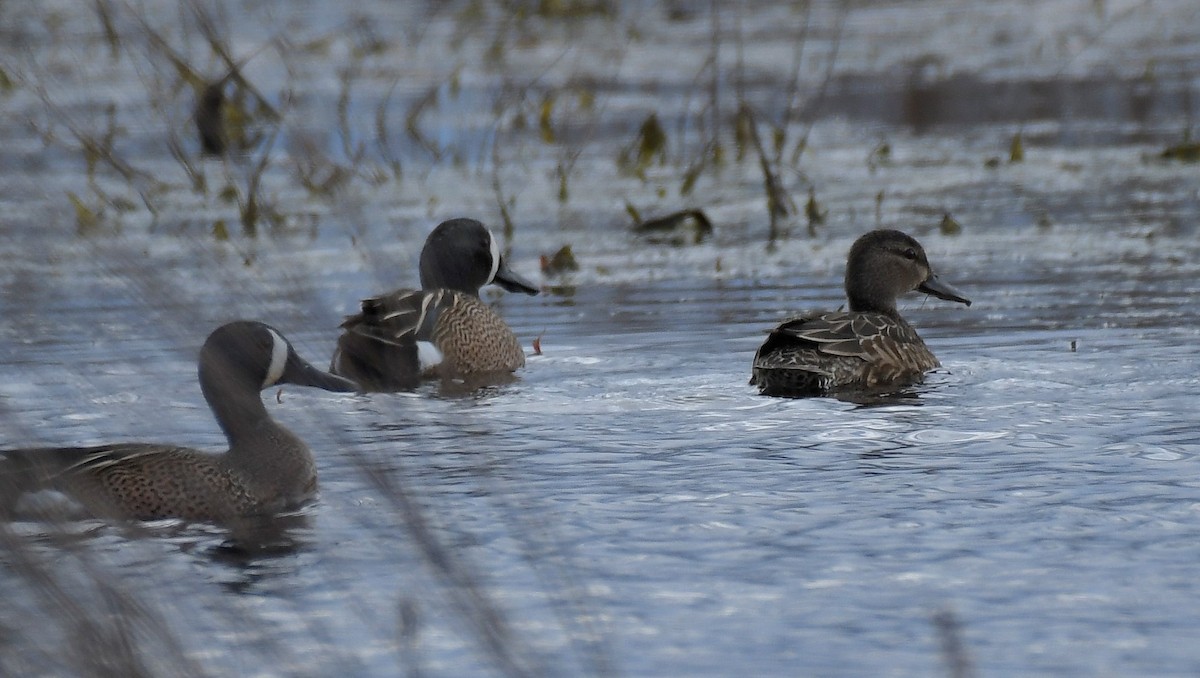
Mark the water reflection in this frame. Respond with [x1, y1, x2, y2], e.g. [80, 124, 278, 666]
[210, 512, 315, 563]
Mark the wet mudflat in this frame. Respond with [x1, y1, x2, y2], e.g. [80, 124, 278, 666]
[2, 1, 1200, 676]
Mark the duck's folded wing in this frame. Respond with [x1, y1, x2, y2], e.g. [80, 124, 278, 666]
[340, 288, 446, 345]
[768, 312, 923, 360]
[1, 444, 227, 519]
[1, 444, 185, 482]
[0, 444, 185, 514]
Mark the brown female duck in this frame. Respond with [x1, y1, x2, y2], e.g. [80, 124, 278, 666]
[751, 229, 971, 397]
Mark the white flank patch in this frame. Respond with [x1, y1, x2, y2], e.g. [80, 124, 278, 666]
[264, 328, 289, 387]
[486, 229, 501, 284]
[416, 341, 443, 371]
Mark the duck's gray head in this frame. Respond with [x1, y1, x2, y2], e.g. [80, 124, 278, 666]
[418, 218, 540, 297]
[199, 321, 359, 396]
[844, 229, 971, 315]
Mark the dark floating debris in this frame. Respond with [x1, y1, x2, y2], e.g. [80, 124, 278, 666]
[192, 44, 278, 157]
[195, 71, 270, 157]
[631, 208, 714, 246]
[195, 80, 228, 156]
[1160, 141, 1200, 162]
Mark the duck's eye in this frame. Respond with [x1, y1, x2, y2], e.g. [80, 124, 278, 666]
[902, 247, 918, 260]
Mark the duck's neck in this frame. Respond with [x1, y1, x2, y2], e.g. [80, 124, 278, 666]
[420, 266, 482, 297]
[847, 294, 900, 319]
[430, 279, 481, 297]
[200, 372, 273, 445]
[199, 370, 314, 509]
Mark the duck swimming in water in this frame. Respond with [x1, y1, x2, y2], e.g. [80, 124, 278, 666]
[331, 218, 540, 391]
[751, 229, 971, 397]
[0, 321, 357, 522]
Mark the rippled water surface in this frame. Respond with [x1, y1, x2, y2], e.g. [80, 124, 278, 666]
[3, 1, 1200, 676]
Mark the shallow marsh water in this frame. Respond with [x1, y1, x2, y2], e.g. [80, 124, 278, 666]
[3, 1, 1200, 676]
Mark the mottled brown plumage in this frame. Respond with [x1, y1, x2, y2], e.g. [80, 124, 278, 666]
[751, 230, 971, 397]
[331, 218, 539, 392]
[0, 321, 356, 523]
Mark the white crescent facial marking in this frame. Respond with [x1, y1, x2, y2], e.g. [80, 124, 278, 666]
[486, 229, 501, 284]
[264, 328, 289, 387]
[416, 341, 443, 371]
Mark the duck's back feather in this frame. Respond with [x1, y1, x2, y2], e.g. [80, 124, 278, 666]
[751, 311, 939, 396]
[0, 444, 266, 521]
[333, 288, 525, 391]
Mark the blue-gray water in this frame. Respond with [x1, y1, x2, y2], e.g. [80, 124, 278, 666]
[3, 1, 1200, 676]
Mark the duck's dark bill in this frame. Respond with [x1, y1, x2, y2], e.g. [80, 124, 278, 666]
[918, 274, 972, 306]
[283, 352, 360, 392]
[493, 261, 540, 295]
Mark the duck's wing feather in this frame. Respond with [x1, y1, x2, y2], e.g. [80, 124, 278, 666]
[766, 311, 930, 362]
[0, 444, 208, 518]
[333, 288, 461, 390]
[751, 311, 939, 393]
[1, 441, 196, 484]
[339, 288, 448, 345]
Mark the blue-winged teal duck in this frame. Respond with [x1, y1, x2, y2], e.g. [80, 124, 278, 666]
[0, 321, 357, 522]
[330, 218, 540, 391]
[751, 229, 971, 397]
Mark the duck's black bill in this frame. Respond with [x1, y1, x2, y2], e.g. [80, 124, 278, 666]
[493, 260, 540, 296]
[283, 350, 360, 392]
[919, 274, 972, 306]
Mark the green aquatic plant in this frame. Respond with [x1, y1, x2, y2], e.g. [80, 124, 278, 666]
[67, 192, 102, 234]
[679, 158, 704, 196]
[939, 213, 963, 235]
[737, 104, 794, 248]
[805, 188, 825, 236]
[1009, 132, 1024, 163]
[373, 76, 404, 178]
[90, 0, 121, 60]
[617, 113, 667, 178]
[555, 162, 570, 202]
[292, 134, 355, 198]
[534, 0, 614, 18]
[349, 16, 389, 59]
[336, 64, 366, 165]
[539, 91, 557, 143]
[1160, 141, 1200, 162]
[867, 141, 891, 172]
[623, 201, 641, 223]
[405, 85, 443, 160]
[490, 128, 518, 251]
[733, 105, 754, 163]
[540, 245, 579, 276]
